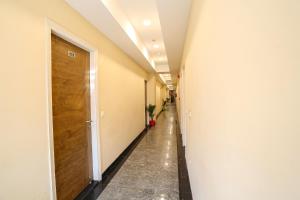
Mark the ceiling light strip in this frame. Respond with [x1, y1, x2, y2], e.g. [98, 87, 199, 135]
[159, 74, 167, 84]
[101, 0, 156, 71]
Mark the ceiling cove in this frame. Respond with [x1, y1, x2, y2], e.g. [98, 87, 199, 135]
[66, 0, 191, 89]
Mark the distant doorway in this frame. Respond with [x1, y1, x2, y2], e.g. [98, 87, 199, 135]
[170, 90, 176, 103]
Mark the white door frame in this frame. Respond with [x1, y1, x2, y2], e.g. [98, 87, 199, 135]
[45, 19, 102, 200]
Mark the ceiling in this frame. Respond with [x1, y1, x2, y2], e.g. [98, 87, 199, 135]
[66, 0, 191, 89]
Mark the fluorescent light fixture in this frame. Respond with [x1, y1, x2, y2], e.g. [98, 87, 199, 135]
[156, 56, 168, 63]
[153, 44, 160, 49]
[159, 74, 167, 84]
[160, 73, 172, 85]
[163, 73, 172, 80]
[155, 65, 170, 73]
[143, 20, 152, 26]
[153, 55, 168, 65]
[167, 84, 174, 89]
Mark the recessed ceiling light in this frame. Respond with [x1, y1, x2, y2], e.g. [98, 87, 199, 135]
[153, 44, 160, 49]
[143, 20, 152, 26]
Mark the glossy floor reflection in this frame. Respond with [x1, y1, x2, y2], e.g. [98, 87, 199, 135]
[98, 105, 179, 200]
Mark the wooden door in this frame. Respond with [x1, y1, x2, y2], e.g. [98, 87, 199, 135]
[51, 34, 92, 200]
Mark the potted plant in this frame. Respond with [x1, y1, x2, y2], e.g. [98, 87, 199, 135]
[147, 104, 156, 127]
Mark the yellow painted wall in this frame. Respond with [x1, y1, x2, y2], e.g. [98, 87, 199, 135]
[156, 82, 167, 114]
[147, 76, 168, 119]
[156, 84, 168, 116]
[147, 75, 156, 106]
[176, 83, 180, 119]
[160, 85, 167, 103]
[180, 0, 300, 199]
[0, 0, 148, 199]
[100, 55, 147, 172]
[155, 82, 162, 115]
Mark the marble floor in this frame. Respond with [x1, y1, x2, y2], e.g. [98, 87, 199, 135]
[98, 105, 179, 200]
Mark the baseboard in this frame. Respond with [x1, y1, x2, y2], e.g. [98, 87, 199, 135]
[176, 120, 193, 200]
[74, 181, 99, 200]
[156, 109, 164, 119]
[75, 128, 148, 200]
[102, 127, 147, 181]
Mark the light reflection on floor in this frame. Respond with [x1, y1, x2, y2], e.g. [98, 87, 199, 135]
[98, 105, 179, 200]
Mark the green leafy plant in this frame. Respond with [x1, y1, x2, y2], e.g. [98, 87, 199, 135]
[147, 104, 156, 120]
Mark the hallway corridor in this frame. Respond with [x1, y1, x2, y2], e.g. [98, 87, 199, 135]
[3, 0, 300, 199]
[98, 105, 179, 200]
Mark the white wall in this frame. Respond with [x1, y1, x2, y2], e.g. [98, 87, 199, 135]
[0, 0, 148, 199]
[181, 0, 300, 199]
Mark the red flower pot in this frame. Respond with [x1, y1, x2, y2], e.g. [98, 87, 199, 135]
[149, 119, 156, 127]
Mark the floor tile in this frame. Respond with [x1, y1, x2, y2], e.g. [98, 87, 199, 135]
[98, 105, 179, 200]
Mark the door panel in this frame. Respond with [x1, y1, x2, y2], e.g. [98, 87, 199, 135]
[51, 34, 92, 200]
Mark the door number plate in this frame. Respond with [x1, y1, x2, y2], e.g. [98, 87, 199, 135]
[68, 50, 76, 58]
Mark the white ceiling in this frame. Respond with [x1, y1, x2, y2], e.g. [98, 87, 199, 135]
[156, 0, 192, 74]
[66, 0, 191, 87]
[118, 0, 169, 68]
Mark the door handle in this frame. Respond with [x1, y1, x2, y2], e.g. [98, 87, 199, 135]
[85, 120, 93, 123]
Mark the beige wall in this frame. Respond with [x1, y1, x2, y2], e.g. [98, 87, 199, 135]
[176, 83, 181, 119]
[147, 76, 168, 119]
[100, 55, 147, 172]
[0, 0, 148, 199]
[160, 85, 168, 103]
[146, 75, 156, 123]
[166, 88, 170, 99]
[155, 83, 162, 115]
[156, 81, 168, 116]
[147, 75, 156, 106]
[180, 0, 300, 199]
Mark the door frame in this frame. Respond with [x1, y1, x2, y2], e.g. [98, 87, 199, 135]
[45, 19, 101, 200]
